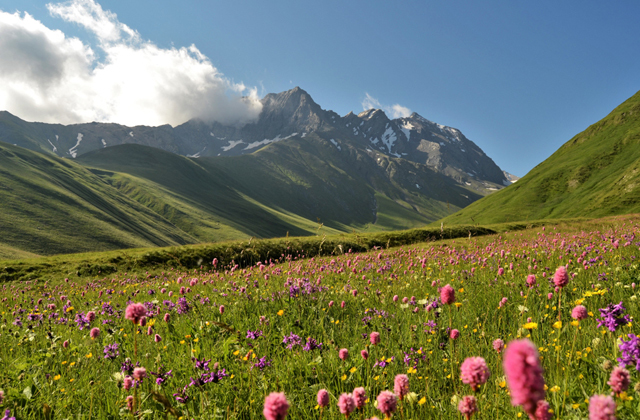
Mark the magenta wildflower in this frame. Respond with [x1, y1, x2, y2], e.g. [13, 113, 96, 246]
[526, 274, 536, 288]
[370, 332, 380, 346]
[376, 390, 397, 417]
[339, 348, 349, 361]
[263, 392, 289, 420]
[361, 349, 369, 360]
[394, 374, 410, 400]
[338, 393, 356, 417]
[493, 339, 505, 354]
[588, 394, 616, 420]
[163, 313, 170, 322]
[460, 357, 491, 391]
[317, 389, 329, 407]
[154, 334, 162, 343]
[572, 305, 588, 321]
[534, 400, 552, 420]
[125, 303, 146, 325]
[126, 395, 134, 411]
[457, 395, 478, 419]
[89, 327, 100, 339]
[440, 284, 455, 305]
[86, 311, 96, 322]
[450, 329, 460, 340]
[503, 339, 546, 417]
[133, 367, 147, 381]
[123, 376, 133, 390]
[219, 305, 225, 314]
[353, 387, 366, 409]
[607, 366, 630, 394]
[553, 266, 569, 288]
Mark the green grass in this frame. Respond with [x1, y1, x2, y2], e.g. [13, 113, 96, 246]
[1, 214, 639, 419]
[439, 89, 640, 225]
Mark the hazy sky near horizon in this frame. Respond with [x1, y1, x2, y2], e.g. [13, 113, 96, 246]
[0, 0, 639, 177]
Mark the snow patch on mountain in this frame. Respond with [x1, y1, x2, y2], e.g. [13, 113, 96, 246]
[187, 146, 206, 158]
[47, 139, 57, 153]
[380, 127, 397, 153]
[129, 131, 134, 137]
[244, 133, 298, 150]
[69, 133, 83, 158]
[222, 140, 244, 151]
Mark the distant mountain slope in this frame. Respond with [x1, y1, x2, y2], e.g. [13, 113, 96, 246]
[439, 89, 640, 225]
[0, 87, 508, 196]
[0, 142, 196, 255]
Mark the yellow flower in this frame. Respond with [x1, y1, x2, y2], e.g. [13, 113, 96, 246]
[570, 320, 579, 327]
[233, 350, 240, 356]
[180, 340, 185, 345]
[193, 338, 199, 343]
[341, 374, 347, 381]
[277, 310, 284, 316]
[523, 322, 538, 330]
[418, 397, 427, 405]
[85, 353, 92, 358]
[454, 302, 463, 308]
[374, 375, 379, 381]
[407, 367, 417, 374]
[552, 321, 562, 329]
[349, 367, 357, 373]
[66, 307, 74, 313]
[53, 375, 61, 381]
[550, 385, 560, 393]
[69, 362, 76, 367]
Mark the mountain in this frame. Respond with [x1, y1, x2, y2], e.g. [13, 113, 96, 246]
[0, 87, 508, 195]
[0, 87, 512, 256]
[438, 89, 640, 225]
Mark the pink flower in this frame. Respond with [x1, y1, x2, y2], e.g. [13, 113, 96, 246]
[547, 293, 553, 300]
[493, 339, 505, 354]
[133, 367, 147, 381]
[89, 327, 100, 339]
[163, 313, 170, 322]
[329, 301, 334, 307]
[376, 390, 397, 417]
[588, 394, 616, 420]
[460, 357, 491, 391]
[63, 340, 69, 348]
[440, 284, 455, 305]
[126, 395, 134, 411]
[353, 387, 366, 409]
[457, 395, 478, 418]
[123, 376, 133, 390]
[341, 301, 346, 308]
[338, 393, 355, 416]
[571, 305, 588, 321]
[499, 297, 508, 308]
[607, 366, 630, 394]
[450, 329, 460, 340]
[534, 400, 552, 420]
[154, 334, 162, 343]
[317, 389, 329, 407]
[498, 267, 505, 276]
[393, 295, 398, 302]
[553, 266, 569, 288]
[394, 374, 410, 400]
[86, 311, 96, 322]
[503, 339, 546, 417]
[219, 305, 225, 314]
[263, 392, 289, 420]
[339, 348, 349, 361]
[361, 349, 369, 360]
[526, 274, 536, 288]
[125, 303, 146, 325]
[370, 332, 380, 346]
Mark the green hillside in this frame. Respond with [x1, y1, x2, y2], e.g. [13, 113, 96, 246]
[0, 142, 197, 255]
[439, 89, 640, 225]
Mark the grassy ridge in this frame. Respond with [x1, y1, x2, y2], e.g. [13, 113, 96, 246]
[439, 89, 640, 225]
[3, 214, 634, 283]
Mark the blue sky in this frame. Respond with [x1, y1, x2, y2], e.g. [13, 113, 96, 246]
[1, 0, 639, 176]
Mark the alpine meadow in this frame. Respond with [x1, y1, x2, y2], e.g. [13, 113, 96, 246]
[2, 1, 640, 419]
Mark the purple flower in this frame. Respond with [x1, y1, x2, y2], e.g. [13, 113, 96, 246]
[618, 334, 640, 371]
[303, 337, 322, 351]
[252, 357, 272, 371]
[193, 357, 211, 370]
[103, 342, 120, 360]
[246, 330, 263, 340]
[150, 367, 173, 386]
[176, 297, 191, 314]
[1, 409, 16, 420]
[597, 302, 631, 332]
[282, 333, 302, 350]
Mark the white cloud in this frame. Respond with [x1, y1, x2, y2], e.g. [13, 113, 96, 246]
[0, 0, 262, 126]
[361, 93, 412, 119]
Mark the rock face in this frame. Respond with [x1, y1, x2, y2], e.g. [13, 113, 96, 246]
[0, 86, 508, 193]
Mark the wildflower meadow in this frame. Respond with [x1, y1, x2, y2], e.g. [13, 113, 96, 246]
[1, 220, 640, 419]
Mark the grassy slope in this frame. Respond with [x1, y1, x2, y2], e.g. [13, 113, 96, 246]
[438, 89, 640, 225]
[0, 142, 196, 255]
